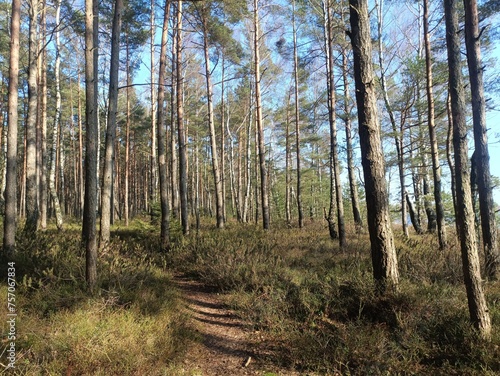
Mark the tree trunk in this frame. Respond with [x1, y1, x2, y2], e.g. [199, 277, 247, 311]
[49, 0, 64, 231]
[285, 89, 291, 225]
[202, 11, 224, 229]
[25, 0, 39, 233]
[124, 39, 131, 227]
[324, 0, 345, 245]
[221, 57, 227, 222]
[424, 0, 446, 249]
[446, 92, 459, 236]
[150, 0, 157, 209]
[176, 0, 189, 235]
[376, 0, 407, 238]
[341, 37, 362, 232]
[156, 0, 171, 251]
[77, 73, 84, 219]
[38, 0, 48, 229]
[349, 0, 399, 293]
[406, 192, 423, 234]
[292, 0, 304, 229]
[445, 0, 491, 339]
[464, 0, 499, 280]
[170, 32, 179, 219]
[253, 0, 270, 230]
[83, 0, 99, 293]
[100, 0, 123, 248]
[3, 0, 21, 255]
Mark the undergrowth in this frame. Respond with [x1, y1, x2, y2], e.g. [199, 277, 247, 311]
[170, 220, 500, 375]
[0, 220, 195, 375]
[1, 218, 499, 375]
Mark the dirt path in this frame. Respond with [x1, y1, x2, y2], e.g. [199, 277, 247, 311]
[173, 275, 300, 376]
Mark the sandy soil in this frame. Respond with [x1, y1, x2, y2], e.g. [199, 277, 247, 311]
[173, 275, 301, 376]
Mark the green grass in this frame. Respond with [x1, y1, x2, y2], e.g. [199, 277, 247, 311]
[0, 222, 195, 375]
[170, 219, 500, 375]
[1, 217, 499, 375]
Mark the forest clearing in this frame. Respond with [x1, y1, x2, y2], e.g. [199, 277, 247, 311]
[1, 0, 500, 374]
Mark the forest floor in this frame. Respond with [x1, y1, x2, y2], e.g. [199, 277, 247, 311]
[173, 274, 302, 376]
[2, 219, 499, 375]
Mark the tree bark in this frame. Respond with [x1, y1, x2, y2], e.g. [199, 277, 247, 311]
[292, 0, 304, 229]
[464, 0, 499, 280]
[376, 0, 407, 238]
[253, 0, 270, 230]
[38, 0, 48, 229]
[423, 0, 447, 249]
[341, 37, 362, 232]
[201, 10, 224, 229]
[77, 73, 84, 219]
[150, 0, 157, 209]
[3, 0, 21, 255]
[324, 0, 345, 245]
[176, 0, 189, 235]
[445, 0, 491, 339]
[49, 0, 64, 231]
[83, 0, 99, 293]
[156, 0, 171, 251]
[446, 92, 459, 236]
[100, 0, 123, 248]
[349, 0, 399, 293]
[285, 89, 292, 226]
[25, 0, 39, 233]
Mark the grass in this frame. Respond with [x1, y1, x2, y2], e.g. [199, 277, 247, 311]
[0, 220, 195, 375]
[170, 219, 500, 375]
[1, 217, 499, 375]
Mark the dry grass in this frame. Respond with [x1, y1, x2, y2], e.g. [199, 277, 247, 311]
[1, 218, 499, 375]
[0, 222, 195, 375]
[172, 219, 500, 375]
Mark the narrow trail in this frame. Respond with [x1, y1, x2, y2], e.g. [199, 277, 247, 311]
[173, 275, 301, 376]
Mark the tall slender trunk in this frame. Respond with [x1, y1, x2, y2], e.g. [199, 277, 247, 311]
[285, 89, 291, 225]
[176, 0, 189, 235]
[100, 0, 123, 248]
[25, 0, 39, 232]
[324, 0, 345, 245]
[124, 39, 131, 226]
[341, 46, 362, 231]
[292, 0, 304, 229]
[445, 0, 490, 339]
[202, 11, 224, 228]
[59, 121, 65, 214]
[49, 0, 63, 230]
[446, 93, 459, 236]
[376, 0, 407, 238]
[253, 0, 270, 230]
[3, 0, 21, 255]
[170, 31, 179, 218]
[83, 0, 99, 293]
[38, 0, 48, 228]
[349, 0, 399, 293]
[221, 56, 227, 222]
[464, 0, 499, 280]
[150, 0, 157, 208]
[424, 0, 446, 249]
[77, 73, 84, 219]
[243, 99, 252, 223]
